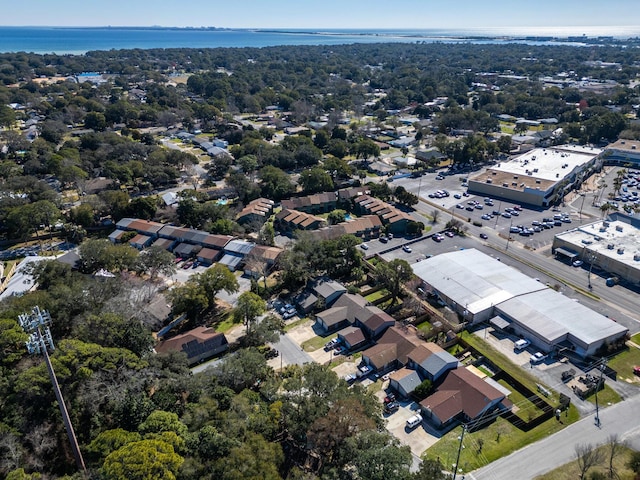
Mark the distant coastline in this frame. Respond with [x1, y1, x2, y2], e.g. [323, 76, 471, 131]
[0, 26, 639, 55]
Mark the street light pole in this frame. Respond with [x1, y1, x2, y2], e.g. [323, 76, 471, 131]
[579, 193, 586, 222]
[587, 253, 596, 289]
[506, 216, 513, 251]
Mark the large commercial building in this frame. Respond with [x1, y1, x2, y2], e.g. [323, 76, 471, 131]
[468, 145, 602, 207]
[412, 249, 628, 358]
[553, 213, 640, 286]
[604, 139, 640, 167]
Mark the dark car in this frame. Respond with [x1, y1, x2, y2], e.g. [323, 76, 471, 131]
[384, 401, 400, 413]
[479, 233, 488, 239]
[384, 393, 397, 404]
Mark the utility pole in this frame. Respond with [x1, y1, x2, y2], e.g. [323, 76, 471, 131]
[452, 424, 467, 480]
[579, 193, 586, 222]
[594, 358, 606, 428]
[18, 307, 87, 475]
[506, 216, 513, 251]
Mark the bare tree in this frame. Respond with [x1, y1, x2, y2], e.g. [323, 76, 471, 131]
[605, 434, 625, 479]
[0, 431, 24, 474]
[25, 423, 56, 470]
[575, 443, 604, 480]
[431, 208, 441, 224]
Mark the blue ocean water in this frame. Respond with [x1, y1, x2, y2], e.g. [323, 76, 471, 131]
[0, 26, 638, 54]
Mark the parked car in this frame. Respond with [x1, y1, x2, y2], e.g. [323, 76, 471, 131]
[406, 414, 423, 429]
[384, 393, 397, 404]
[514, 338, 531, 351]
[634, 366, 640, 376]
[530, 352, 547, 364]
[402, 245, 412, 253]
[379, 235, 388, 243]
[357, 365, 373, 377]
[384, 401, 400, 413]
[344, 373, 357, 383]
[445, 231, 455, 237]
[360, 243, 369, 250]
[479, 233, 488, 239]
[572, 260, 583, 267]
[182, 261, 193, 269]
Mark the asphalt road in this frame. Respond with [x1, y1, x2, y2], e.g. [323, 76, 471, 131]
[269, 333, 313, 368]
[468, 393, 640, 480]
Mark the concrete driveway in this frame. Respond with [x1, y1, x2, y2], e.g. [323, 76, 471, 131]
[383, 399, 443, 456]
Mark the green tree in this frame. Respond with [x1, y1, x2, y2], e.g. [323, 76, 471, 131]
[79, 238, 139, 273]
[0, 318, 29, 366]
[84, 111, 107, 131]
[73, 312, 154, 356]
[86, 429, 142, 462]
[298, 167, 334, 193]
[412, 458, 450, 480]
[242, 314, 283, 347]
[138, 410, 188, 440]
[375, 259, 413, 304]
[217, 348, 271, 392]
[166, 282, 209, 321]
[127, 196, 158, 221]
[70, 203, 95, 228]
[195, 263, 239, 307]
[413, 379, 433, 399]
[135, 246, 176, 281]
[341, 430, 412, 480]
[102, 439, 183, 480]
[327, 209, 347, 225]
[233, 291, 266, 335]
[215, 433, 283, 480]
[259, 165, 295, 201]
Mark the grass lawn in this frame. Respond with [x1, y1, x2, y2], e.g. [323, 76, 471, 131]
[367, 381, 383, 394]
[214, 312, 237, 334]
[534, 445, 638, 480]
[301, 334, 333, 352]
[497, 379, 544, 421]
[460, 331, 551, 394]
[425, 405, 580, 473]
[631, 333, 640, 344]
[583, 383, 622, 406]
[365, 289, 390, 302]
[605, 345, 640, 381]
[284, 317, 310, 332]
[416, 320, 432, 330]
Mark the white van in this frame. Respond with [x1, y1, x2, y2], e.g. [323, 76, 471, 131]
[406, 413, 423, 429]
[514, 339, 531, 351]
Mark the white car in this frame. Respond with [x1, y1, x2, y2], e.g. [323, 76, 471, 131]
[572, 260, 583, 267]
[360, 243, 369, 250]
[406, 413, 423, 429]
[402, 245, 412, 253]
[530, 352, 547, 364]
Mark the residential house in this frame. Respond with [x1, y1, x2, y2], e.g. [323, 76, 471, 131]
[281, 192, 337, 214]
[155, 326, 229, 365]
[312, 279, 347, 308]
[275, 209, 326, 232]
[219, 239, 255, 271]
[338, 326, 367, 350]
[389, 368, 423, 398]
[361, 327, 422, 372]
[129, 234, 154, 250]
[353, 195, 412, 234]
[243, 245, 283, 277]
[419, 367, 508, 428]
[115, 218, 164, 239]
[315, 215, 382, 241]
[407, 344, 460, 382]
[315, 293, 396, 338]
[236, 198, 275, 226]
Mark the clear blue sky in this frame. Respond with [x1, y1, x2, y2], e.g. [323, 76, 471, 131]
[6, 0, 640, 30]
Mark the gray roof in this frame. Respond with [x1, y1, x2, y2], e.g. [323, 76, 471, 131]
[218, 254, 243, 269]
[395, 369, 423, 394]
[496, 289, 627, 347]
[412, 249, 546, 315]
[224, 240, 255, 256]
[420, 351, 459, 377]
[314, 280, 347, 300]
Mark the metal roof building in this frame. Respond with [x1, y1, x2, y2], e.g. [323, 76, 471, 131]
[412, 249, 628, 358]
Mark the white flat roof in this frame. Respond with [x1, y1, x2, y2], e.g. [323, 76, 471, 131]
[497, 289, 627, 346]
[493, 145, 601, 182]
[555, 218, 640, 270]
[412, 249, 545, 314]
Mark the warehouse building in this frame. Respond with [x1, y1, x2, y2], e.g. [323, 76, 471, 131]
[412, 249, 628, 358]
[468, 145, 602, 207]
[552, 213, 640, 286]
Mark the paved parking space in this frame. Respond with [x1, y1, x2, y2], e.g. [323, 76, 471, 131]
[382, 398, 442, 456]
